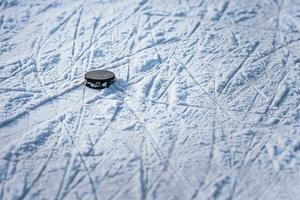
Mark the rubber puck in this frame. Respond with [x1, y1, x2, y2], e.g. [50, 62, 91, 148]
[84, 70, 115, 89]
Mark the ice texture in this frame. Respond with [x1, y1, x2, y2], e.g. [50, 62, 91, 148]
[1, 0, 300, 199]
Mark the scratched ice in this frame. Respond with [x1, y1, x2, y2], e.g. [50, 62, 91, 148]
[1, 0, 300, 199]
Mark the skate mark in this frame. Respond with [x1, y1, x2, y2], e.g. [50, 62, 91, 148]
[18, 136, 59, 200]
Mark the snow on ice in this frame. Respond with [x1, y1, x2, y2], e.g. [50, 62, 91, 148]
[1, 0, 300, 199]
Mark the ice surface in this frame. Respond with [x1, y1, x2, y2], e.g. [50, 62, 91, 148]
[1, 0, 300, 199]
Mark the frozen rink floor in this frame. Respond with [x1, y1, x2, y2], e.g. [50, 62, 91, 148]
[1, 0, 300, 199]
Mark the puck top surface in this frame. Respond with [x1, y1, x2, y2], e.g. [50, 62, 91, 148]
[85, 70, 115, 81]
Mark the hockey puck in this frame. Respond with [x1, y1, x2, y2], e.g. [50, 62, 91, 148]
[84, 70, 115, 89]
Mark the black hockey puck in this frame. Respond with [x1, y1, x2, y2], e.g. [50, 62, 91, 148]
[84, 70, 115, 89]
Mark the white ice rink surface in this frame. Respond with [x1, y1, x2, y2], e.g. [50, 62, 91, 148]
[1, 0, 300, 199]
